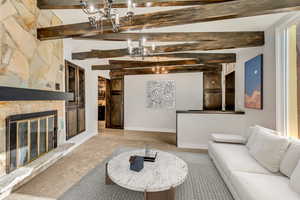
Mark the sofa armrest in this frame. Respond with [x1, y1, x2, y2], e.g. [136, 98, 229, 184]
[211, 133, 246, 144]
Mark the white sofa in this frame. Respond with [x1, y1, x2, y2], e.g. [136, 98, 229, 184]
[208, 126, 300, 200]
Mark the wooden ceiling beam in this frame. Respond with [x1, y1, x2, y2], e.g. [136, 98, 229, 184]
[147, 53, 236, 63]
[108, 59, 198, 67]
[37, 0, 234, 9]
[91, 53, 236, 69]
[76, 32, 262, 42]
[110, 65, 222, 78]
[37, 0, 300, 40]
[92, 60, 206, 70]
[73, 49, 128, 60]
[72, 33, 264, 60]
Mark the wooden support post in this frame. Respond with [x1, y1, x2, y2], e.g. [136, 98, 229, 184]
[144, 187, 175, 200]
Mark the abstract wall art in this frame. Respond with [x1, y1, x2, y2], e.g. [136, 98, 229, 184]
[245, 55, 263, 109]
[146, 80, 176, 109]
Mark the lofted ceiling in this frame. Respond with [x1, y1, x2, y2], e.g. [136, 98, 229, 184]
[53, 8, 290, 30]
[59, 12, 289, 67]
[35, 0, 300, 74]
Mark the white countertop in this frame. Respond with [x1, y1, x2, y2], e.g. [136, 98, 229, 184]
[107, 150, 188, 192]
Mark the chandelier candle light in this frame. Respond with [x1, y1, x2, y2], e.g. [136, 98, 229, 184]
[127, 37, 152, 59]
[127, 0, 135, 24]
[80, 0, 135, 32]
[152, 66, 168, 74]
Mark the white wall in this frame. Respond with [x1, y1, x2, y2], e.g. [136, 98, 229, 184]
[124, 73, 203, 133]
[62, 24, 277, 138]
[63, 39, 110, 145]
[62, 13, 286, 139]
[235, 26, 277, 129]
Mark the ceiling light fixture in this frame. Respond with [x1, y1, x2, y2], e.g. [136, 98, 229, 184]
[127, 36, 157, 59]
[128, 37, 155, 59]
[151, 57, 168, 74]
[80, 0, 135, 32]
[152, 66, 168, 74]
[146, 2, 152, 7]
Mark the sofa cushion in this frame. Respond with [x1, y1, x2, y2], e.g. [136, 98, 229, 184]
[208, 142, 272, 179]
[245, 126, 257, 149]
[280, 140, 300, 177]
[290, 160, 300, 195]
[211, 134, 246, 144]
[244, 126, 255, 142]
[248, 128, 289, 172]
[246, 125, 280, 149]
[247, 126, 274, 151]
[231, 171, 300, 200]
[257, 125, 280, 135]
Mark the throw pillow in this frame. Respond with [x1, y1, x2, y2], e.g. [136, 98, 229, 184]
[249, 128, 290, 173]
[211, 134, 246, 144]
[290, 160, 300, 195]
[280, 140, 300, 177]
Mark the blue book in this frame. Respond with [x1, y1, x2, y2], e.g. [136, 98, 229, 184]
[129, 156, 144, 172]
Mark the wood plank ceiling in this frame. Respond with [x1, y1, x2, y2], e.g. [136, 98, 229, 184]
[37, 0, 300, 40]
[37, 0, 300, 75]
[38, 0, 234, 9]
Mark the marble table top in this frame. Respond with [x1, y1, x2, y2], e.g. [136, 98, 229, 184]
[107, 150, 188, 192]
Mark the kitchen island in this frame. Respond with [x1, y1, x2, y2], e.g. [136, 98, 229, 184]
[176, 110, 245, 149]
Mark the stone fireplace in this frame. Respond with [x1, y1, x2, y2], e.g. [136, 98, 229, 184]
[0, 0, 67, 178]
[0, 101, 65, 178]
[0, 1, 75, 197]
[5, 110, 58, 173]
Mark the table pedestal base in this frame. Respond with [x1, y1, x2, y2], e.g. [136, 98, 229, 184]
[144, 187, 175, 200]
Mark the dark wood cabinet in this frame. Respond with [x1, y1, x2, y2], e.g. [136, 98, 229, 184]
[107, 78, 124, 129]
[65, 60, 86, 140]
[203, 72, 222, 110]
[105, 79, 111, 128]
[225, 72, 235, 111]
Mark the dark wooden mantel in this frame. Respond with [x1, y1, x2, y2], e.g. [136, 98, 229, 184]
[0, 86, 74, 101]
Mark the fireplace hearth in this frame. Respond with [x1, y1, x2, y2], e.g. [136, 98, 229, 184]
[5, 111, 58, 173]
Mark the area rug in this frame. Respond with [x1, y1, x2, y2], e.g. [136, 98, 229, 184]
[58, 148, 233, 200]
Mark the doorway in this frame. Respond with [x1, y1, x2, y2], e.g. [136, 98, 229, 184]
[98, 77, 110, 130]
[98, 76, 124, 130]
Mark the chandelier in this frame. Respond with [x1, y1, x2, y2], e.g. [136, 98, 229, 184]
[80, 0, 135, 32]
[152, 66, 168, 74]
[127, 39, 166, 73]
[127, 37, 156, 59]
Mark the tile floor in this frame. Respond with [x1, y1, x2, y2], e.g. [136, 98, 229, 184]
[5, 129, 206, 200]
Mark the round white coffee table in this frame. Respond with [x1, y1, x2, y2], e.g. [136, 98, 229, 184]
[106, 150, 188, 200]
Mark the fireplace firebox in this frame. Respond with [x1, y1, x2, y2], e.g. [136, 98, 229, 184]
[6, 110, 58, 173]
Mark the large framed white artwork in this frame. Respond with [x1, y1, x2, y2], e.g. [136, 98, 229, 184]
[146, 80, 176, 109]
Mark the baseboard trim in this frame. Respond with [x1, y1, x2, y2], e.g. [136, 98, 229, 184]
[124, 127, 176, 133]
[66, 131, 97, 150]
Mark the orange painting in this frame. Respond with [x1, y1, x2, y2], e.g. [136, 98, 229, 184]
[245, 55, 263, 109]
